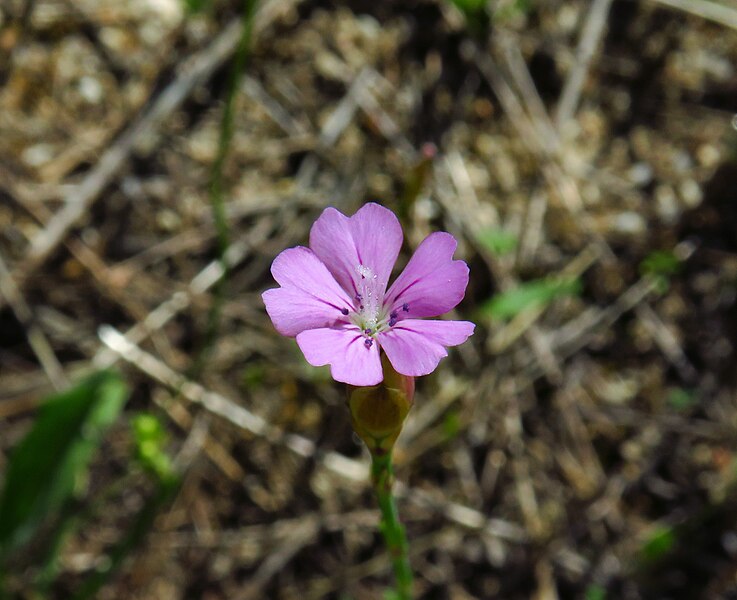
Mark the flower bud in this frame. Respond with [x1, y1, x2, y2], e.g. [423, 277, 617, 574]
[348, 354, 415, 455]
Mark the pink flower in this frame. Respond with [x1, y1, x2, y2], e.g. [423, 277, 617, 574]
[262, 203, 475, 386]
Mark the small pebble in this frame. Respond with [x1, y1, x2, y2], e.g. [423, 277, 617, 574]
[679, 179, 703, 208]
[613, 211, 646, 235]
[627, 162, 653, 187]
[655, 184, 680, 224]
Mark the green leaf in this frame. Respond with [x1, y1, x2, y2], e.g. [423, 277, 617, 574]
[640, 525, 676, 563]
[640, 250, 681, 293]
[241, 363, 266, 388]
[480, 277, 582, 321]
[493, 0, 533, 22]
[476, 228, 518, 256]
[132, 413, 175, 483]
[640, 250, 681, 278]
[667, 388, 697, 411]
[448, 0, 487, 13]
[442, 410, 461, 441]
[585, 584, 607, 600]
[0, 371, 129, 556]
[183, 0, 208, 13]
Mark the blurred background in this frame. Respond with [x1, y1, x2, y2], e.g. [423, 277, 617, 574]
[1, 0, 737, 598]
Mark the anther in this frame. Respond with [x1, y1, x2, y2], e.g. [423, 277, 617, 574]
[402, 303, 410, 312]
[340, 308, 349, 315]
[389, 311, 398, 327]
[364, 338, 373, 348]
[364, 328, 373, 336]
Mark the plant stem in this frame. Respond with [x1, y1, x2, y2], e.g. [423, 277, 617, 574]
[370, 451, 413, 599]
[192, 0, 257, 377]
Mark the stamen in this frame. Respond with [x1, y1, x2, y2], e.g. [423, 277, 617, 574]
[364, 328, 373, 336]
[388, 311, 398, 327]
[364, 338, 373, 348]
[354, 264, 383, 328]
[340, 308, 349, 315]
[402, 303, 410, 312]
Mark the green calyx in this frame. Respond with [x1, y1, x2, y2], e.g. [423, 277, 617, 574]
[348, 354, 415, 454]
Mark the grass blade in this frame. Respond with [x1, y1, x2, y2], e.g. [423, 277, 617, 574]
[0, 370, 129, 557]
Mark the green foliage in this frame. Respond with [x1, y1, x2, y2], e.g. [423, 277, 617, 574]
[585, 584, 607, 600]
[477, 228, 518, 256]
[480, 277, 582, 321]
[0, 371, 129, 557]
[640, 525, 676, 563]
[667, 388, 697, 411]
[442, 410, 461, 441]
[447, 0, 490, 35]
[0, 374, 184, 599]
[191, 0, 258, 379]
[493, 0, 533, 23]
[132, 413, 175, 483]
[640, 250, 681, 292]
[241, 362, 266, 388]
[370, 453, 413, 599]
[640, 250, 680, 277]
[449, 0, 487, 14]
[182, 0, 209, 14]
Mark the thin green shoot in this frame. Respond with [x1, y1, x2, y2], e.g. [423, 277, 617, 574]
[480, 277, 582, 321]
[476, 227, 518, 257]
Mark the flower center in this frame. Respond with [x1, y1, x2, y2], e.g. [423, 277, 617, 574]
[335, 264, 411, 348]
[352, 264, 385, 334]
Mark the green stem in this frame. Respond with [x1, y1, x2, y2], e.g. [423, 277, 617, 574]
[191, 0, 257, 377]
[370, 451, 413, 599]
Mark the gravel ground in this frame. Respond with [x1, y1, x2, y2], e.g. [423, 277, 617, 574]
[1, 0, 737, 598]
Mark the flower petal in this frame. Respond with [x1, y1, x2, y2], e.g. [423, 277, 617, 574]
[296, 326, 383, 386]
[309, 203, 403, 297]
[379, 319, 475, 377]
[262, 246, 353, 337]
[384, 232, 469, 318]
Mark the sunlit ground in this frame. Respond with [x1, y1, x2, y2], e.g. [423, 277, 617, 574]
[1, 0, 737, 598]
